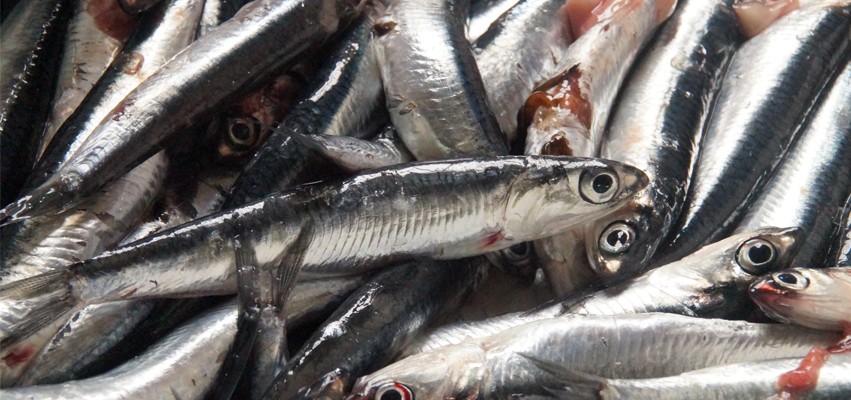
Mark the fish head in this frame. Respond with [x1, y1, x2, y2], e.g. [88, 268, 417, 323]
[507, 157, 648, 240]
[486, 242, 539, 283]
[750, 266, 851, 332]
[347, 344, 485, 400]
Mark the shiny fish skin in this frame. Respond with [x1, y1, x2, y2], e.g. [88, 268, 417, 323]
[474, 0, 573, 143]
[223, 15, 384, 208]
[404, 227, 801, 355]
[349, 313, 838, 400]
[1, 300, 238, 400]
[196, 0, 250, 37]
[733, 61, 851, 268]
[584, 0, 744, 283]
[0, 0, 72, 207]
[261, 257, 487, 400]
[655, 2, 851, 265]
[38, 0, 137, 158]
[466, 0, 522, 41]
[25, 0, 205, 191]
[750, 267, 851, 332]
[292, 128, 413, 173]
[373, 0, 508, 160]
[557, 354, 851, 400]
[834, 194, 851, 267]
[0, 0, 363, 225]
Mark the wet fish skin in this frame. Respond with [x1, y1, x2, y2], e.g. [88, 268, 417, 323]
[834, 194, 851, 267]
[750, 267, 851, 332]
[196, 0, 251, 37]
[262, 257, 488, 400]
[372, 0, 508, 160]
[292, 126, 413, 173]
[585, 0, 745, 284]
[349, 313, 838, 400]
[404, 227, 802, 355]
[0, 0, 363, 225]
[0, 0, 72, 207]
[733, 61, 851, 268]
[223, 15, 384, 208]
[550, 354, 851, 400]
[26, 0, 206, 191]
[466, 0, 522, 41]
[655, 2, 851, 265]
[1, 299, 239, 400]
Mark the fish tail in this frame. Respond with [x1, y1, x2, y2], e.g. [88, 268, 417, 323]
[1, 270, 77, 348]
[518, 352, 608, 400]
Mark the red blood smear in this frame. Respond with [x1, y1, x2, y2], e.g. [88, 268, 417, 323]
[2, 345, 34, 368]
[88, 0, 137, 41]
[777, 347, 831, 397]
[481, 231, 505, 249]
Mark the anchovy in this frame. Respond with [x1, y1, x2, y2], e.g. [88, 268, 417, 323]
[655, 2, 851, 265]
[0, 0, 72, 206]
[584, 0, 744, 283]
[349, 313, 839, 400]
[466, 0, 522, 41]
[1, 299, 238, 400]
[223, 15, 384, 208]
[25, 0, 205, 190]
[262, 257, 487, 400]
[750, 267, 851, 333]
[38, 0, 137, 158]
[292, 126, 413, 173]
[372, 0, 508, 160]
[0, 0, 363, 225]
[404, 227, 801, 355]
[0, 156, 647, 353]
[548, 353, 851, 400]
[733, 61, 851, 268]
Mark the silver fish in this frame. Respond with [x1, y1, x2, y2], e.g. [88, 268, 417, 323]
[655, 2, 851, 265]
[404, 227, 801, 355]
[750, 267, 851, 333]
[1, 299, 238, 400]
[584, 0, 745, 283]
[372, 0, 508, 160]
[733, 61, 851, 268]
[349, 313, 838, 400]
[466, 0, 522, 41]
[290, 127, 413, 174]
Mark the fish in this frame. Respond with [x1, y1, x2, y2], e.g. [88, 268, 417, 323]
[291, 126, 413, 174]
[25, 0, 206, 191]
[261, 257, 488, 400]
[0, 156, 648, 354]
[733, 61, 851, 268]
[348, 313, 839, 400]
[466, 0, 522, 41]
[404, 226, 802, 355]
[0, 0, 364, 225]
[654, 2, 851, 265]
[750, 267, 851, 333]
[38, 0, 137, 158]
[545, 353, 851, 400]
[372, 0, 508, 160]
[223, 15, 385, 208]
[584, 0, 745, 283]
[0, 299, 239, 400]
[0, 0, 72, 207]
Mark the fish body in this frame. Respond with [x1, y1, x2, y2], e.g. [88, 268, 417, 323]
[584, 0, 744, 283]
[466, 0, 522, 41]
[292, 127, 413, 173]
[656, 2, 851, 265]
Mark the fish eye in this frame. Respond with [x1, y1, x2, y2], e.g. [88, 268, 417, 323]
[227, 117, 261, 148]
[579, 169, 619, 204]
[501, 242, 532, 263]
[374, 382, 414, 400]
[736, 238, 777, 274]
[772, 271, 809, 291]
[599, 222, 635, 254]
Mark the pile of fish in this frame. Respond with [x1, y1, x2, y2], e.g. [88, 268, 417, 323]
[1, 0, 849, 398]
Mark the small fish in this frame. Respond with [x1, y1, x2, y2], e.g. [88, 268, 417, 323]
[750, 267, 851, 333]
[291, 126, 413, 173]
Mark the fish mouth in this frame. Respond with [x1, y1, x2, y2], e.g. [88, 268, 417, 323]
[749, 279, 788, 297]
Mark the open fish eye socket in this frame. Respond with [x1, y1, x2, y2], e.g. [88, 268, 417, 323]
[374, 382, 414, 400]
[736, 238, 777, 274]
[771, 271, 809, 291]
[579, 169, 619, 204]
[599, 222, 636, 254]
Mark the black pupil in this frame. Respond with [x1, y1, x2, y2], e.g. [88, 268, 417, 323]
[777, 272, 797, 285]
[606, 230, 628, 247]
[509, 243, 528, 256]
[592, 174, 613, 194]
[380, 389, 403, 400]
[231, 122, 252, 142]
[747, 244, 773, 265]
